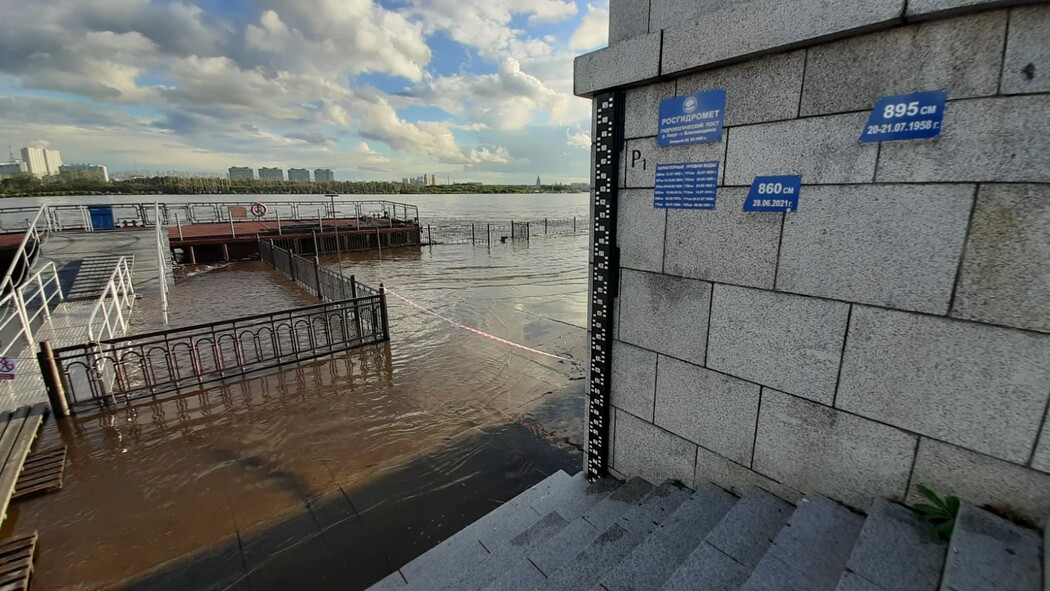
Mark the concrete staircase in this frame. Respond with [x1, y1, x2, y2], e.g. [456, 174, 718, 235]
[368, 471, 1047, 591]
[64, 255, 134, 300]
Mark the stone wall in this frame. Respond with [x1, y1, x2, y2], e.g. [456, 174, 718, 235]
[576, 0, 1050, 521]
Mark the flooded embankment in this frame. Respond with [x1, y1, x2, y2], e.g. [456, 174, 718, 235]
[5, 232, 588, 590]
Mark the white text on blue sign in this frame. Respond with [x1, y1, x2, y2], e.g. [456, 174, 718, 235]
[657, 89, 726, 147]
[859, 90, 947, 143]
[654, 161, 720, 210]
[744, 176, 801, 212]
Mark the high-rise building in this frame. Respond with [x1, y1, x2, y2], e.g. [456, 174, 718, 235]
[228, 166, 254, 180]
[44, 149, 62, 176]
[288, 168, 311, 182]
[59, 163, 109, 182]
[258, 167, 284, 181]
[21, 147, 47, 177]
[0, 161, 28, 179]
[536, 175, 542, 187]
[314, 169, 334, 182]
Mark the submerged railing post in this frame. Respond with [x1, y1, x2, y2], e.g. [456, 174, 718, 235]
[379, 284, 390, 341]
[38, 341, 70, 417]
[545, 218, 548, 235]
[314, 256, 323, 301]
[427, 225, 432, 245]
[471, 223, 475, 245]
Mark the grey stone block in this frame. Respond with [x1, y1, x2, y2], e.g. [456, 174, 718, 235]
[600, 484, 737, 591]
[676, 50, 805, 127]
[834, 572, 886, 591]
[526, 472, 602, 521]
[540, 483, 689, 590]
[662, 0, 904, 76]
[618, 269, 712, 366]
[612, 409, 698, 486]
[951, 183, 1050, 333]
[838, 306, 1050, 463]
[1003, 6, 1050, 94]
[800, 11, 1005, 116]
[940, 504, 1043, 591]
[575, 32, 662, 97]
[537, 475, 622, 523]
[611, 340, 657, 421]
[776, 184, 974, 315]
[908, 438, 1050, 522]
[906, 0, 1042, 18]
[529, 517, 599, 576]
[367, 571, 405, 590]
[724, 112, 878, 186]
[706, 285, 849, 405]
[617, 189, 665, 273]
[704, 486, 795, 568]
[585, 477, 655, 530]
[741, 495, 864, 591]
[480, 559, 546, 591]
[609, 0, 650, 45]
[844, 499, 947, 591]
[660, 542, 751, 591]
[444, 512, 571, 590]
[664, 187, 781, 289]
[876, 95, 1050, 183]
[654, 356, 760, 464]
[623, 135, 727, 189]
[624, 81, 676, 139]
[1036, 420, 1050, 474]
[649, 0, 752, 32]
[752, 390, 917, 509]
[694, 445, 803, 504]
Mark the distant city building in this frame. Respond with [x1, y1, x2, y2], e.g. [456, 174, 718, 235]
[258, 167, 284, 181]
[430, 174, 439, 186]
[0, 161, 28, 179]
[59, 163, 109, 182]
[314, 168, 334, 182]
[536, 175, 542, 187]
[229, 166, 254, 180]
[288, 168, 311, 182]
[20, 147, 62, 177]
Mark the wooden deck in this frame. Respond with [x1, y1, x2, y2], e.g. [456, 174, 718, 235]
[0, 405, 47, 524]
[0, 533, 37, 591]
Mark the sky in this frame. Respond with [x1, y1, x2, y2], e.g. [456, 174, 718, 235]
[0, 0, 609, 184]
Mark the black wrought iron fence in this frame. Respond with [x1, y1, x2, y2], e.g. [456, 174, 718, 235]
[41, 295, 387, 412]
[419, 217, 588, 245]
[258, 240, 384, 300]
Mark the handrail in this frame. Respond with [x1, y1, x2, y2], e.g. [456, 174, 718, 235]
[0, 205, 51, 295]
[0, 261, 64, 356]
[86, 257, 135, 342]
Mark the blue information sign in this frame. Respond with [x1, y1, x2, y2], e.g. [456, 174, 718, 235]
[654, 161, 719, 210]
[744, 176, 801, 212]
[859, 90, 947, 143]
[657, 89, 726, 146]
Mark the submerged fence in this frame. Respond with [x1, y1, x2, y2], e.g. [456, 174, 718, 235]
[420, 217, 587, 245]
[39, 244, 389, 413]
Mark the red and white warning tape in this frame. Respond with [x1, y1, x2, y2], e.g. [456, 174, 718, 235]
[386, 289, 578, 364]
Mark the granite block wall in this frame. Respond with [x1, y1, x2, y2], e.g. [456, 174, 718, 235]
[580, 0, 1050, 520]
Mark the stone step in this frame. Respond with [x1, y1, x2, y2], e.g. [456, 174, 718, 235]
[378, 470, 578, 590]
[835, 499, 946, 591]
[524, 477, 655, 578]
[940, 503, 1043, 591]
[598, 482, 738, 591]
[661, 485, 794, 591]
[537, 481, 692, 590]
[442, 475, 621, 590]
[740, 494, 864, 591]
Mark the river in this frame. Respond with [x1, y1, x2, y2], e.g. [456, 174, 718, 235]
[3, 193, 591, 589]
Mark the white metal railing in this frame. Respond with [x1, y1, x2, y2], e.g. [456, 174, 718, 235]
[87, 257, 135, 342]
[0, 205, 53, 296]
[0, 261, 64, 356]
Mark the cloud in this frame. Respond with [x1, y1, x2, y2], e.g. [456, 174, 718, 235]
[569, 4, 609, 51]
[418, 58, 571, 130]
[403, 0, 576, 58]
[566, 129, 591, 148]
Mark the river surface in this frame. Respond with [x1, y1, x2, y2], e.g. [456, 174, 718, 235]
[3, 193, 591, 589]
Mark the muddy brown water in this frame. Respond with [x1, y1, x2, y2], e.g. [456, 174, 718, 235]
[5, 231, 589, 590]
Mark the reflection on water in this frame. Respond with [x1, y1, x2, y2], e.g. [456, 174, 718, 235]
[8, 234, 589, 590]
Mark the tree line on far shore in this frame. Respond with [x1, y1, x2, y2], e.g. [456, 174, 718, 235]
[0, 175, 587, 197]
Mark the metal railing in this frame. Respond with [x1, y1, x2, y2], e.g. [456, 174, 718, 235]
[0, 262, 64, 356]
[45, 295, 387, 412]
[420, 217, 588, 245]
[0, 205, 53, 295]
[0, 199, 419, 233]
[86, 257, 135, 342]
[258, 240, 385, 301]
